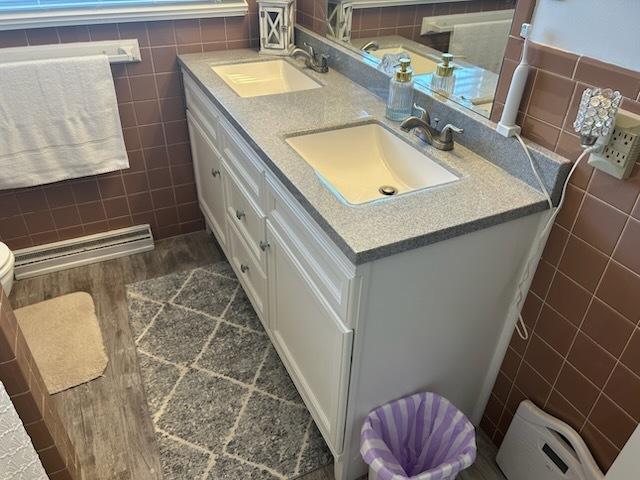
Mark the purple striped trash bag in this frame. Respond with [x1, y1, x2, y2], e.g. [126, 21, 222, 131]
[360, 392, 477, 480]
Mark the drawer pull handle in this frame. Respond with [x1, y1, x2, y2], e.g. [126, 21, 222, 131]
[211, 168, 220, 178]
[259, 240, 270, 251]
[240, 264, 250, 273]
[235, 209, 246, 220]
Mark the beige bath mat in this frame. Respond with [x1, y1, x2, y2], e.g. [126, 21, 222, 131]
[15, 292, 108, 394]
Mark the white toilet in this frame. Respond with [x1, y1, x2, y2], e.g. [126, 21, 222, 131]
[0, 242, 15, 296]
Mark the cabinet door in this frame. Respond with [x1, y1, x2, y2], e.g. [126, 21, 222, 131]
[266, 220, 353, 454]
[187, 110, 227, 249]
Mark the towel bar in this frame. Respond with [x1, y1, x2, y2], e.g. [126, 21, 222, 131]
[0, 39, 141, 64]
[421, 9, 514, 34]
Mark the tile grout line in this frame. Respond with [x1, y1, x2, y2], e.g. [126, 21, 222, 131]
[493, 258, 549, 436]
[494, 172, 591, 437]
[575, 209, 638, 436]
[113, 23, 136, 226]
[540, 170, 598, 409]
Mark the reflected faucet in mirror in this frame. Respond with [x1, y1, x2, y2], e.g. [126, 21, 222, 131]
[361, 41, 379, 52]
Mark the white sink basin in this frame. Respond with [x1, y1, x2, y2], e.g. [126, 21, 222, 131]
[211, 60, 322, 98]
[369, 47, 439, 75]
[286, 123, 459, 205]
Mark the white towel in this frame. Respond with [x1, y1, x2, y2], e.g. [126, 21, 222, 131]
[0, 55, 129, 190]
[450, 20, 511, 74]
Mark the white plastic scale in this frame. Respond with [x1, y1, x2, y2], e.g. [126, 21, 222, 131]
[497, 401, 604, 480]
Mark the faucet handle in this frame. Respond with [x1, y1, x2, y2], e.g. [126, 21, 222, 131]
[442, 124, 463, 134]
[413, 103, 430, 124]
[440, 124, 464, 142]
[303, 42, 315, 57]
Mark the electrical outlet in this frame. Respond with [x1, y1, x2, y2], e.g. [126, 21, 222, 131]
[588, 109, 640, 179]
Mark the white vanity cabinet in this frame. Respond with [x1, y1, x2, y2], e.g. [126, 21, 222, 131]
[266, 177, 355, 452]
[185, 84, 227, 249]
[183, 71, 546, 480]
[184, 72, 356, 456]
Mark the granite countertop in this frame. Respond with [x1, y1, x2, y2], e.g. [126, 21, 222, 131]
[178, 49, 549, 265]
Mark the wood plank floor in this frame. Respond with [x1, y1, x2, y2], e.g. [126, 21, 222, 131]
[10, 231, 224, 480]
[9, 231, 505, 480]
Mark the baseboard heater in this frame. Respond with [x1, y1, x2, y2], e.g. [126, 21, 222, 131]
[14, 225, 154, 280]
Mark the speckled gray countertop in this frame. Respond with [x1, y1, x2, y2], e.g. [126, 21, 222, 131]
[179, 49, 550, 265]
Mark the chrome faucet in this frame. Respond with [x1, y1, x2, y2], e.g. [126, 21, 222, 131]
[400, 104, 464, 151]
[361, 41, 379, 52]
[291, 42, 329, 73]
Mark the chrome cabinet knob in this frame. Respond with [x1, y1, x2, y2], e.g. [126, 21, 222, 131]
[259, 240, 270, 251]
[235, 209, 245, 220]
[240, 264, 249, 273]
[211, 168, 220, 178]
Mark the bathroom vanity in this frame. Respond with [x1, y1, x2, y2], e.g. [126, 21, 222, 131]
[179, 47, 563, 480]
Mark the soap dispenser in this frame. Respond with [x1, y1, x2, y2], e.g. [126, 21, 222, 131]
[431, 53, 455, 96]
[386, 58, 414, 121]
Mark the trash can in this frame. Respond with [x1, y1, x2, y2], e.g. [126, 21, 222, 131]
[361, 392, 477, 480]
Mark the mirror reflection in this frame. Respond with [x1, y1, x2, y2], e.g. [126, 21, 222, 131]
[325, 0, 517, 117]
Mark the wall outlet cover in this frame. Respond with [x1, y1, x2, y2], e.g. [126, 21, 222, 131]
[588, 109, 640, 180]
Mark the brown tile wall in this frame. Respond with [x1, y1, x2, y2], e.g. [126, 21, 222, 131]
[0, 7, 262, 250]
[349, 0, 515, 52]
[0, 289, 81, 479]
[297, 0, 329, 36]
[481, 0, 640, 472]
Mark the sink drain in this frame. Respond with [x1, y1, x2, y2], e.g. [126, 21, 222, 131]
[378, 185, 398, 196]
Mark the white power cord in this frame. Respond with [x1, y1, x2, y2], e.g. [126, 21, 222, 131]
[511, 133, 597, 339]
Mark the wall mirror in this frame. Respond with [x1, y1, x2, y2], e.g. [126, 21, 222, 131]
[322, 0, 517, 117]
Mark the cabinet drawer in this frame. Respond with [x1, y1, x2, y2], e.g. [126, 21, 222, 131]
[219, 117, 265, 208]
[228, 220, 267, 325]
[224, 166, 267, 268]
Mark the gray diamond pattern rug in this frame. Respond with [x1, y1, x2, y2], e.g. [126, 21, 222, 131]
[126, 262, 333, 480]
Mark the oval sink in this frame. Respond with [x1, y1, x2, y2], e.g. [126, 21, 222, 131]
[286, 123, 459, 205]
[211, 60, 322, 98]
